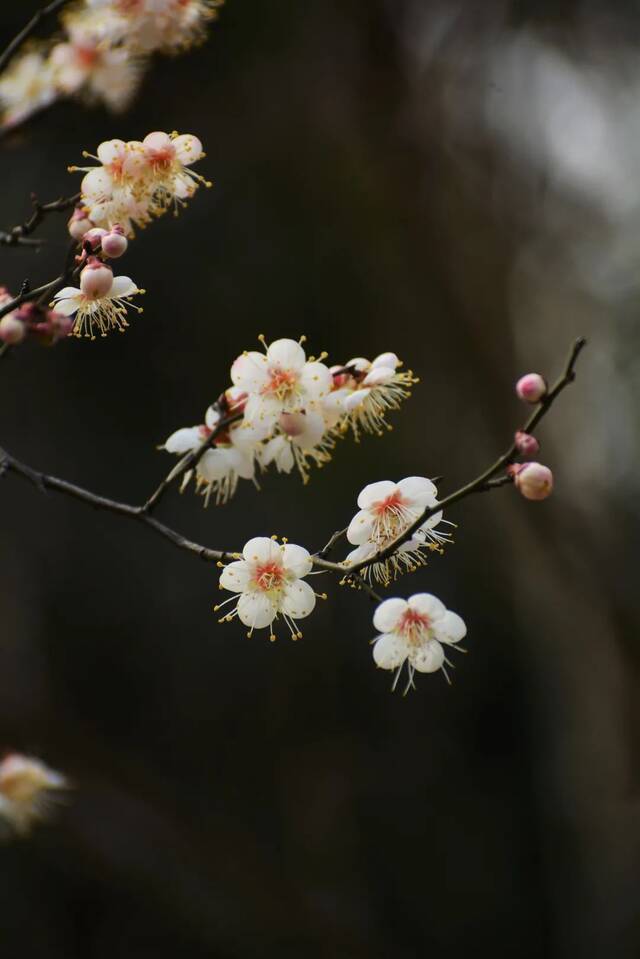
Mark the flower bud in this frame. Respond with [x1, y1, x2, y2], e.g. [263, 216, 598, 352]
[101, 227, 128, 258]
[80, 257, 113, 299]
[68, 206, 94, 241]
[0, 314, 26, 344]
[30, 309, 73, 346]
[83, 227, 108, 251]
[514, 431, 540, 456]
[516, 373, 547, 403]
[514, 462, 553, 501]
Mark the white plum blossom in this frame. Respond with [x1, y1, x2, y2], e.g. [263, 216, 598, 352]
[0, 753, 69, 837]
[231, 337, 333, 433]
[259, 411, 333, 483]
[216, 537, 323, 640]
[328, 351, 418, 438]
[372, 593, 467, 692]
[51, 274, 144, 339]
[0, 51, 57, 130]
[87, 0, 223, 54]
[344, 477, 454, 585]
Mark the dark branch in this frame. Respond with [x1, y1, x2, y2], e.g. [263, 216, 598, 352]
[0, 0, 69, 77]
[0, 192, 81, 248]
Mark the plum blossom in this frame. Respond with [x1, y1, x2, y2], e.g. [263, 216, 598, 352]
[371, 593, 467, 693]
[328, 351, 418, 439]
[231, 337, 333, 433]
[87, 0, 223, 54]
[344, 477, 454, 585]
[259, 411, 334, 483]
[0, 50, 57, 130]
[51, 270, 144, 339]
[0, 753, 69, 836]
[141, 131, 210, 214]
[216, 537, 324, 640]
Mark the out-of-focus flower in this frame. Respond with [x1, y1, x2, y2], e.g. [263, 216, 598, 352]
[371, 593, 466, 692]
[0, 50, 57, 129]
[231, 337, 332, 433]
[51, 265, 143, 339]
[344, 477, 453, 585]
[216, 536, 323, 640]
[87, 0, 224, 54]
[0, 753, 69, 836]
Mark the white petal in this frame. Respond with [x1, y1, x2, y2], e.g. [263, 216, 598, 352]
[219, 560, 251, 592]
[288, 411, 325, 449]
[373, 597, 408, 633]
[266, 338, 305, 372]
[373, 633, 408, 670]
[237, 591, 276, 629]
[410, 640, 445, 673]
[322, 388, 349, 426]
[226, 446, 255, 480]
[281, 544, 312, 578]
[299, 362, 333, 400]
[97, 138, 126, 166]
[260, 436, 294, 473]
[243, 394, 280, 431]
[242, 537, 282, 566]
[346, 356, 371, 371]
[163, 426, 201, 454]
[346, 509, 376, 546]
[81, 167, 113, 200]
[397, 476, 438, 505]
[197, 448, 231, 482]
[53, 286, 81, 302]
[52, 294, 83, 316]
[343, 388, 370, 412]
[362, 367, 394, 387]
[420, 510, 443, 530]
[371, 352, 400, 370]
[108, 276, 138, 298]
[173, 134, 203, 165]
[408, 593, 446, 621]
[357, 480, 397, 510]
[281, 579, 316, 619]
[230, 352, 269, 391]
[433, 610, 467, 645]
[205, 406, 221, 430]
[344, 543, 375, 566]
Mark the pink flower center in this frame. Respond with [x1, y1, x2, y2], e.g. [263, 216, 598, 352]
[373, 491, 405, 516]
[254, 562, 284, 592]
[76, 45, 99, 68]
[264, 368, 298, 400]
[398, 608, 431, 644]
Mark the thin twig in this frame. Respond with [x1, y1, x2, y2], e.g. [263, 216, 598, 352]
[0, 192, 81, 248]
[0, 0, 69, 77]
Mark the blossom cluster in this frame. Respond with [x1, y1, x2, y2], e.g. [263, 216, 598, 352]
[0, 1, 223, 130]
[0, 753, 68, 837]
[161, 337, 418, 504]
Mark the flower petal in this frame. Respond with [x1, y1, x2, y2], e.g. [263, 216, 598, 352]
[242, 537, 282, 566]
[410, 640, 445, 673]
[362, 367, 394, 387]
[373, 633, 408, 670]
[346, 509, 376, 546]
[281, 579, 316, 619]
[408, 593, 446, 621]
[357, 480, 397, 510]
[420, 510, 443, 530]
[51, 293, 82, 316]
[281, 544, 312, 578]
[163, 426, 202, 454]
[299, 362, 332, 400]
[371, 352, 400, 370]
[108, 276, 138, 298]
[266, 338, 305, 372]
[237, 591, 276, 629]
[173, 134, 203, 165]
[397, 476, 438, 505]
[219, 560, 251, 593]
[230, 352, 269, 392]
[433, 610, 466, 645]
[344, 543, 375, 566]
[343, 388, 370, 412]
[260, 436, 294, 473]
[197, 448, 231, 482]
[373, 597, 408, 633]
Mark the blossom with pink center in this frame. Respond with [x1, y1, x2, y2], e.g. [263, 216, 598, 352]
[51, 273, 143, 339]
[0, 753, 69, 837]
[216, 537, 322, 640]
[231, 337, 333, 432]
[0, 50, 57, 130]
[87, 0, 223, 54]
[142, 131, 210, 213]
[372, 593, 467, 692]
[327, 351, 418, 438]
[344, 477, 454, 585]
[259, 410, 333, 483]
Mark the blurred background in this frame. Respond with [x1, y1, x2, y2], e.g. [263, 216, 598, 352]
[0, 1, 638, 956]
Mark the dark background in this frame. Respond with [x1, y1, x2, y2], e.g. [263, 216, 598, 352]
[0, 1, 638, 956]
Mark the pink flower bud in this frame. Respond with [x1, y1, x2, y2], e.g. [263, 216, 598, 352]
[279, 412, 307, 437]
[516, 373, 547, 404]
[514, 431, 540, 456]
[0, 314, 26, 344]
[80, 257, 113, 299]
[31, 309, 73, 346]
[83, 227, 108, 251]
[68, 206, 94, 241]
[514, 462, 553, 501]
[101, 228, 128, 258]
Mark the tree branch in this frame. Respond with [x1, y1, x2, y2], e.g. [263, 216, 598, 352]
[0, 0, 69, 77]
[0, 192, 81, 248]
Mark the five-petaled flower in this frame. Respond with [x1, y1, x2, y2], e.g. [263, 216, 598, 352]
[52, 274, 144, 339]
[216, 537, 323, 640]
[344, 477, 454, 585]
[372, 593, 467, 693]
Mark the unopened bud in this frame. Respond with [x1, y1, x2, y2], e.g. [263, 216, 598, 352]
[516, 373, 547, 404]
[80, 257, 113, 298]
[67, 206, 94, 241]
[514, 431, 540, 456]
[514, 462, 553, 501]
[83, 227, 108, 251]
[101, 227, 128, 258]
[0, 314, 26, 344]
